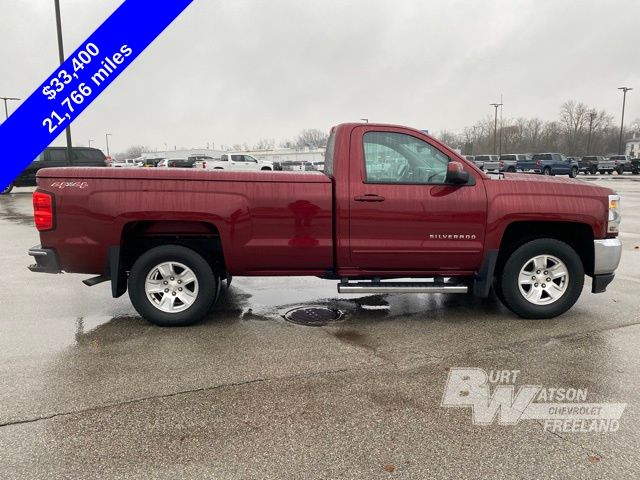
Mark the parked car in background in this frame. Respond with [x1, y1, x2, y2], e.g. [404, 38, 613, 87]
[632, 159, 640, 174]
[608, 155, 636, 174]
[280, 160, 315, 171]
[579, 156, 615, 175]
[168, 159, 196, 168]
[198, 154, 274, 171]
[472, 155, 498, 171]
[2, 146, 107, 194]
[140, 157, 165, 168]
[517, 153, 579, 177]
[111, 158, 143, 168]
[485, 154, 529, 173]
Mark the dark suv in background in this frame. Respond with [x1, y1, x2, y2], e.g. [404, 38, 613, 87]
[2, 147, 107, 194]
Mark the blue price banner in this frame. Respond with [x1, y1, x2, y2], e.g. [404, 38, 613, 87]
[0, 0, 194, 189]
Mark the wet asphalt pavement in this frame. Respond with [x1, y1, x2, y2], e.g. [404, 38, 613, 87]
[1, 177, 639, 479]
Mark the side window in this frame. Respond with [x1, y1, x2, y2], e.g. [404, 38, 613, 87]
[231, 155, 244, 162]
[245, 155, 258, 163]
[363, 132, 450, 184]
[48, 150, 68, 162]
[220, 154, 228, 161]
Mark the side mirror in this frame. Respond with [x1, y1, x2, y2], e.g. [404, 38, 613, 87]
[446, 161, 470, 184]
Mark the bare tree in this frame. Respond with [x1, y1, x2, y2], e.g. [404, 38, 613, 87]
[559, 100, 590, 154]
[114, 145, 147, 161]
[254, 138, 275, 150]
[295, 128, 329, 149]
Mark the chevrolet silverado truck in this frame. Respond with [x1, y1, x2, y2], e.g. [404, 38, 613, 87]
[27, 123, 622, 326]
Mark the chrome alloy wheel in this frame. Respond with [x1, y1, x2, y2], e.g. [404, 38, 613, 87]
[518, 255, 569, 305]
[145, 261, 199, 313]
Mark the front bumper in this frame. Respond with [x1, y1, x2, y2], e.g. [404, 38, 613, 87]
[27, 245, 62, 274]
[591, 238, 622, 293]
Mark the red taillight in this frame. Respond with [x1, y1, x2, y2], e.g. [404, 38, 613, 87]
[535, 160, 541, 167]
[33, 191, 54, 231]
[499, 160, 504, 168]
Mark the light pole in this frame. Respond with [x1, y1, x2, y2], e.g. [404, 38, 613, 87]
[54, 0, 73, 162]
[618, 87, 632, 155]
[0, 96, 20, 120]
[490, 103, 503, 155]
[105, 133, 112, 157]
[586, 110, 596, 155]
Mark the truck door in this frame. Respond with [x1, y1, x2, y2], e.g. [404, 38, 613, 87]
[348, 127, 487, 272]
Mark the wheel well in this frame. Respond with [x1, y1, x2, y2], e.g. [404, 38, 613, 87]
[119, 221, 226, 276]
[496, 221, 595, 276]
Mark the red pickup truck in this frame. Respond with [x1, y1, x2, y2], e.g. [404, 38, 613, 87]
[28, 123, 622, 326]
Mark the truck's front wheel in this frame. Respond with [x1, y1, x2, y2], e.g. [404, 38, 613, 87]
[498, 239, 584, 319]
[128, 245, 217, 326]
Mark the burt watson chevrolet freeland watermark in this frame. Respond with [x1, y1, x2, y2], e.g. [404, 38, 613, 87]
[441, 368, 626, 433]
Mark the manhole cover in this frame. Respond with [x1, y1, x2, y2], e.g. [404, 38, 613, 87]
[283, 306, 343, 326]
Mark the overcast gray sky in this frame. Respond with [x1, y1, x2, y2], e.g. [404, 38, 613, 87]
[1, 0, 639, 153]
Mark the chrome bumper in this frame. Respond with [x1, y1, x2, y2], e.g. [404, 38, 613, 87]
[593, 238, 622, 275]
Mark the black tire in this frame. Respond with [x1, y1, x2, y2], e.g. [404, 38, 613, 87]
[542, 167, 552, 176]
[507, 166, 516, 173]
[633, 169, 639, 175]
[1, 182, 14, 195]
[497, 239, 584, 319]
[598, 170, 604, 175]
[591, 166, 597, 175]
[260, 167, 272, 171]
[617, 167, 624, 175]
[569, 166, 578, 178]
[128, 245, 217, 326]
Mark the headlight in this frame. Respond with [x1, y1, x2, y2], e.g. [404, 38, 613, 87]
[608, 194, 621, 234]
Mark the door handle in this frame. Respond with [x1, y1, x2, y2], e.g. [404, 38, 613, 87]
[354, 194, 385, 202]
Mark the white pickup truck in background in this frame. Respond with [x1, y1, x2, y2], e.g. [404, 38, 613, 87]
[195, 153, 274, 171]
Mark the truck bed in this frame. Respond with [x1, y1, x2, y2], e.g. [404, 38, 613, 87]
[36, 167, 334, 275]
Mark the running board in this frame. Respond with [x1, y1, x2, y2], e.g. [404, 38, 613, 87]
[83, 274, 110, 286]
[337, 280, 468, 294]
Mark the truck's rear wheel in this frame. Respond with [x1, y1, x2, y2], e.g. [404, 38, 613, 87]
[128, 245, 217, 326]
[569, 166, 578, 178]
[542, 167, 552, 176]
[498, 239, 583, 319]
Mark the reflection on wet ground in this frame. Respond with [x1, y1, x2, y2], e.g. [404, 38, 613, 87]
[2, 181, 640, 478]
